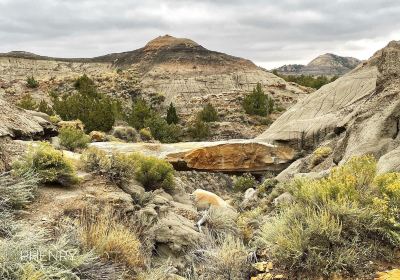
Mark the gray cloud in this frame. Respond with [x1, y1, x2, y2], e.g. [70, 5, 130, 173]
[0, 0, 399, 68]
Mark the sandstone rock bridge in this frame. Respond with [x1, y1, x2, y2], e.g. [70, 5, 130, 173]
[91, 139, 296, 174]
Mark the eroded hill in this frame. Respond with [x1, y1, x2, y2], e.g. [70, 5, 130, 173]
[275, 53, 361, 77]
[0, 35, 311, 140]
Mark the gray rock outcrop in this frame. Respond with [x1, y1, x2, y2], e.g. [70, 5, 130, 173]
[0, 98, 56, 139]
[260, 41, 400, 172]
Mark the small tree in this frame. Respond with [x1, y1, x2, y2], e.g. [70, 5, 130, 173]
[166, 102, 179, 124]
[52, 75, 116, 132]
[26, 76, 39, 88]
[128, 99, 154, 130]
[198, 103, 218, 122]
[74, 74, 96, 96]
[17, 94, 37, 110]
[243, 83, 274, 116]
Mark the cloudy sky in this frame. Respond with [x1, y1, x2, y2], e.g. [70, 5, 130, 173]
[0, 0, 399, 69]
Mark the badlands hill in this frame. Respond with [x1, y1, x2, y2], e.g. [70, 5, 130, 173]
[260, 40, 400, 176]
[0, 35, 311, 139]
[275, 53, 361, 77]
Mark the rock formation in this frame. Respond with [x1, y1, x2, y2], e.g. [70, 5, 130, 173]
[91, 140, 296, 173]
[275, 53, 361, 77]
[0, 97, 55, 139]
[260, 41, 400, 173]
[0, 35, 311, 139]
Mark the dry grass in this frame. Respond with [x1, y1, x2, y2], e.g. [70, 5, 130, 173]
[136, 264, 177, 280]
[206, 206, 238, 237]
[78, 207, 145, 271]
[191, 234, 252, 279]
[0, 225, 98, 280]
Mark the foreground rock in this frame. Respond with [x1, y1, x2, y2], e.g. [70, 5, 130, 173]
[0, 98, 56, 139]
[259, 40, 400, 173]
[91, 140, 296, 173]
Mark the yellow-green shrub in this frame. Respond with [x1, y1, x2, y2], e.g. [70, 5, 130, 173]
[59, 126, 90, 151]
[13, 142, 78, 186]
[81, 147, 109, 173]
[133, 153, 175, 192]
[310, 146, 333, 167]
[82, 148, 136, 184]
[49, 115, 62, 124]
[255, 155, 400, 276]
[82, 149, 175, 192]
[139, 128, 153, 141]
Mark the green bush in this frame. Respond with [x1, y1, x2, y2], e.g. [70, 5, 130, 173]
[144, 114, 181, 143]
[13, 142, 78, 186]
[166, 102, 179, 124]
[111, 126, 138, 142]
[133, 153, 175, 192]
[128, 99, 154, 130]
[243, 83, 274, 116]
[74, 74, 96, 94]
[17, 94, 37, 110]
[52, 75, 119, 132]
[59, 126, 90, 151]
[26, 76, 39, 88]
[82, 149, 175, 192]
[233, 173, 257, 192]
[198, 103, 218, 122]
[254, 155, 400, 276]
[83, 151, 136, 185]
[188, 119, 210, 141]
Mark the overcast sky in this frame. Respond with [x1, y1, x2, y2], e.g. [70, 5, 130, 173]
[0, 0, 399, 69]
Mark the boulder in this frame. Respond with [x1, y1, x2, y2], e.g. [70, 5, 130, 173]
[377, 146, 400, 174]
[58, 120, 84, 131]
[0, 98, 56, 139]
[89, 131, 106, 142]
[273, 192, 294, 207]
[154, 212, 202, 253]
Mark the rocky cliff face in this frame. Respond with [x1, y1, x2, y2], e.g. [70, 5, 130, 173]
[259, 41, 400, 173]
[275, 53, 361, 77]
[0, 35, 310, 139]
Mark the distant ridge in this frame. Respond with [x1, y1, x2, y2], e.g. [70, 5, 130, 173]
[275, 53, 361, 77]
